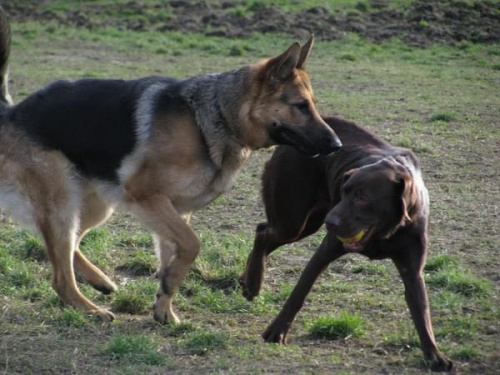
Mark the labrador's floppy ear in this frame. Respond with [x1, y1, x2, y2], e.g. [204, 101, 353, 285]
[342, 168, 357, 186]
[297, 34, 314, 69]
[397, 172, 419, 225]
[265, 42, 301, 81]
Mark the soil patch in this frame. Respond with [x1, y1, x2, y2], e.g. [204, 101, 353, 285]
[2, 0, 499, 46]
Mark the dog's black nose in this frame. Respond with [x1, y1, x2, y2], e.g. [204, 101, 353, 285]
[320, 135, 342, 155]
[329, 137, 343, 151]
[324, 214, 341, 232]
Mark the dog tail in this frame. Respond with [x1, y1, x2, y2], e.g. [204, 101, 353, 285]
[0, 6, 12, 111]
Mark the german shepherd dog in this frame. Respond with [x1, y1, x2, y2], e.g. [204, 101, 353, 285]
[0, 9, 341, 323]
[239, 116, 453, 372]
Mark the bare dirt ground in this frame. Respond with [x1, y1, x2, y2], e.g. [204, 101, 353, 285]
[3, 0, 500, 46]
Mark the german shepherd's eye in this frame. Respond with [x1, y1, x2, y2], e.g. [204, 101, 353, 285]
[293, 101, 310, 114]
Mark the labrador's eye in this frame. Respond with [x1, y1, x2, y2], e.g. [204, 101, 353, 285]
[355, 191, 369, 206]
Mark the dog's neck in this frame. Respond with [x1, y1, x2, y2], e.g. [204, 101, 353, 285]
[180, 68, 251, 169]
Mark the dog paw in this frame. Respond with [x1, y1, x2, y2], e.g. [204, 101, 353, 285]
[91, 308, 115, 321]
[428, 352, 454, 372]
[153, 312, 180, 325]
[262, 323, 288, 344]
[153, 307, 180, 325]
[93, 281, 118, 295]
[238, 274, 260, 302]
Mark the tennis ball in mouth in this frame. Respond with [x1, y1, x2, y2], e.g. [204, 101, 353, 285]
[337, 229, 366, 244]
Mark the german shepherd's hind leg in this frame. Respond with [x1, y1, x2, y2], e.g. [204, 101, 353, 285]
[128, 195, 200, 324]
[74, 188, 117, 295]
[41, 220, 114, 321]
[33, 175, 115, 320]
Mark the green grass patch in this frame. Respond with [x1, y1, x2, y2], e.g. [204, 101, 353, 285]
[189, 231, 251, 290]
[424, 254, 459, 272]
[104, 334, 166, 365]
[383, 325, 420, 349]
[308, 312, 364, 339]
[436, 315, 478, 340]
[111, 280, 156, 315]
[22, 235, 46, 262]
[450, 345, 480, 360]
[51, 307, 89, 327]
[180, 331, 228, 355]
[180, 283, 252, 314]
[429, 111, 456, 123]
[118, 250, 157, 276]
[7, 266, 34, 288]
[163, 322, 198, 337]
[395, 137, 430, 153]
[351, 262, 387, 276]
[427, 269, 491, 297]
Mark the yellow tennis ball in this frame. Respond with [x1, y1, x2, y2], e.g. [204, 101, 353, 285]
[337, 229, 366, 244]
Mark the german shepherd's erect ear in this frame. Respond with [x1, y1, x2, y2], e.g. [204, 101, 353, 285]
[266, 35, 314, 81]
[266, 42, 301, 81]
[297, 34, 314, 69]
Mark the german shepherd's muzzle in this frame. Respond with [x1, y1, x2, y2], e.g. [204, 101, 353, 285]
[270, 119, 341, 156]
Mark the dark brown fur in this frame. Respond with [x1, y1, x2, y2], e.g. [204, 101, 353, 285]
[239, 116, 453, 372]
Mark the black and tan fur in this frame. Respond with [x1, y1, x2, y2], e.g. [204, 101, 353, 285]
[0, 8, 341, 323]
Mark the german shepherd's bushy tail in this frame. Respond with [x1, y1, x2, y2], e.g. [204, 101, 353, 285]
[0, 6, 12, 110]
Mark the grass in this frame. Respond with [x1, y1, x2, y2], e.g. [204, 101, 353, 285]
[0, 3, 498, 374]
[427, 269, 492, 297]
[429, 111, 457, 123]
[118, 250, 157, 276]
[111, 280, 157, 315]
[351, 262, 387, 276]
[180, 331, 228, 355]
[436, 315, 478, 340]
[425, 254, 459, 272]
[104, 334, 167, 365]
[451, 346, 480, 361]
[51, 307, 89, 328]
[308, 312, 364, 339]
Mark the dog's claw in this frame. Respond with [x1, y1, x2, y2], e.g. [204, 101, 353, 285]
[428, 353, 454, 373]
[238, 274, 260, 301]
[91, 308, 115, 321]
[153, 308, 180, 325]
[262, 323, 287, 344]
[93, 281, 118, 295]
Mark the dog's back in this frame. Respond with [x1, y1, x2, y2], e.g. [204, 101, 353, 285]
[7, 77, 177, 180]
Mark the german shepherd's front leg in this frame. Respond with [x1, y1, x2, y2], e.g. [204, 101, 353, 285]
[128, 194, 200, 324]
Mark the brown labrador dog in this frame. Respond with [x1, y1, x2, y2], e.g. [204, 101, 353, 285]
[239, 116, 453, 372]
